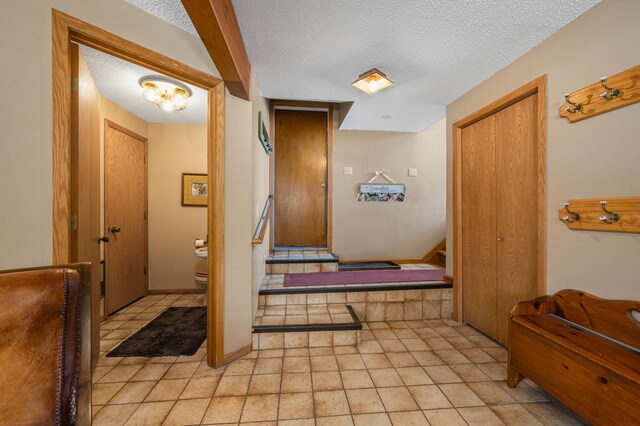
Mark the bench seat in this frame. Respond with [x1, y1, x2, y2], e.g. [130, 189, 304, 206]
[508, 290, 640, 425]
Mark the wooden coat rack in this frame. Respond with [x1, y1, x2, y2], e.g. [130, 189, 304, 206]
[558, 197, 640, 233]
[560, 64, 640, 123]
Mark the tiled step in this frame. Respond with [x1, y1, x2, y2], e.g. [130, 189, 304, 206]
[258, 285, 454, 322]
[252, 304, 362, 350]
[266, 252, 339, 274]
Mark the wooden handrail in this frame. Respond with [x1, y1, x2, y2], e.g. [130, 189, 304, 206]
[252, 195, 274, 246]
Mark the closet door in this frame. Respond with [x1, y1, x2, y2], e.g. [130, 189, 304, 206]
[495, 94, 539, 344]
[461, 115, 498, 339]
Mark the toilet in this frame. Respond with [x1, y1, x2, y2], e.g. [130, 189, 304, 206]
[194, 270, 208, 306]
[194, 246, 208, 306]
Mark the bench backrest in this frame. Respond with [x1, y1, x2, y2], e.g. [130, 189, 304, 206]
[550, 289, 640, 350]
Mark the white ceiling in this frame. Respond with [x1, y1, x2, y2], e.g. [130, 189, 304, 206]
[80, 45, 207, 124]
[123, 0, 599, 132]
[233, 0, 599, 132]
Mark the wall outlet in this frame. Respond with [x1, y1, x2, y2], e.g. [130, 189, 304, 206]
[408, 168, 418, 177]
[344, 166, 353, 175]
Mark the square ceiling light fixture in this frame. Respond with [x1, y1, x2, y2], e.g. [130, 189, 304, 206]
[352, 68, 394, 94]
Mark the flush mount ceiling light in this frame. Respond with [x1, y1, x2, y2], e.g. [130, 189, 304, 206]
[139, 75, 193, 111]
[352, 68, 394, 94]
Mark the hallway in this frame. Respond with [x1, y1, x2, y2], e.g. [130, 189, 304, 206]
[92, 294, 585, 425]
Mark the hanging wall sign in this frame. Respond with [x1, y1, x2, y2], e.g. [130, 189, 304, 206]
[357, 183, 405, 202]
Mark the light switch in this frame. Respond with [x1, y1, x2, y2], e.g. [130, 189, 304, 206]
[344, 166, 353, 175]
[409, 168, 418, 177]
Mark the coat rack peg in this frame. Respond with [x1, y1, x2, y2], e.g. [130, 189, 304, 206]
[600, 77, 621, 100]
[599, 201, 620, 224]
[562, 202, 580, 223]
[563, 93, 582, 113]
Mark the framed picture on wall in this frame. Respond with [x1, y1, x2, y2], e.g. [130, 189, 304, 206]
[181, 173, 208, 207]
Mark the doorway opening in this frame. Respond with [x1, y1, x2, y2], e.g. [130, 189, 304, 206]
[52, 10, 226, 367]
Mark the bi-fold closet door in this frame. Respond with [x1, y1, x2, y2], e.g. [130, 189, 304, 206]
[461, 94, 539, 345]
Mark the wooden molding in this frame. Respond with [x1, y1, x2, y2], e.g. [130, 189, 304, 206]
[443, 275, 453, 285]
[560, 64, 640, 123]
[222, 343, 252, 365]
[421, 239, 446, 264]
[452, 75, 547, 322]
[208, 83, 226, 367]
[52, 9, 226, 367]
[181, 0, 251, 100]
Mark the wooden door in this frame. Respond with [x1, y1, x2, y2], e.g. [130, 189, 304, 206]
[274, 109, 328, 247]
[495, 94, 539, 343]
[104, 121, 148, 314]
[460, 94, 539, 345]
[461, 115, 498, 339]
[70, 44, 101, 369]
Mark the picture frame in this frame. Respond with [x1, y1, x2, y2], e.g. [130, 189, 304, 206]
[181, 173, 208, 207]
[258, 111, 272, 155]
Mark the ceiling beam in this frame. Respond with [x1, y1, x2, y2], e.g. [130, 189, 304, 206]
[181, 0, 251, 100]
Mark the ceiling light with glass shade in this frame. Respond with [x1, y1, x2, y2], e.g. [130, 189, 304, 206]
[352, 68, 394, 94]
[138, 75, 193, 111]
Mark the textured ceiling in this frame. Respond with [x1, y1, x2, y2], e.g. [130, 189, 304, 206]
[124, 0, 198, 36]
[80, 45, 207, 124]
[232, 0, 599, 132]
[121, 0, 599, 132]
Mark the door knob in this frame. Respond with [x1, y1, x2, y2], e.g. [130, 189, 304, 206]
[98, 236, 110, 243]
[497, 235, 504, 242]
[110, 226, 121, 233]
[320, 182, 326, 188]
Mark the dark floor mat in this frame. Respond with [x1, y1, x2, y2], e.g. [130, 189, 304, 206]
[107, 307, 206, 357]
[339, 261, 401, 271]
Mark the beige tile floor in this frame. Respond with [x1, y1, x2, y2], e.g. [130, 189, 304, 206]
[93, 294, 587, 425]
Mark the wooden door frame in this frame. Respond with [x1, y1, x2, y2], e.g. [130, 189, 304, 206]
[268, 100, 334, 252]
[103, 119, 149, 316]
[451, 75, 547, 322]
[51, 9, 227, 367]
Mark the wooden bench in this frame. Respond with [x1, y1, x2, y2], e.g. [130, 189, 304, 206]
[508, 289, 640, 425]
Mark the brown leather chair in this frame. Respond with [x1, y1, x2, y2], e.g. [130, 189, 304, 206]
[0, 264, 90, 425]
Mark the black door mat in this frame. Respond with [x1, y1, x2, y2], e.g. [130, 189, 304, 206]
[338, 261, 401, 271]
[107, 307, 206, 358]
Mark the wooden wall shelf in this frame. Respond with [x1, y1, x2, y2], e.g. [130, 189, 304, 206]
[558, 197, 640, 233]
[560, 64, 640, 123]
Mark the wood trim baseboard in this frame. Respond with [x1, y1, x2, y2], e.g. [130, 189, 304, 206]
[421, 239, 446, 263]
[148, 289, 205, 295]
[452, 75, 547, 322]
[222, 343, 252, 365]
[443, 275, 453, 285]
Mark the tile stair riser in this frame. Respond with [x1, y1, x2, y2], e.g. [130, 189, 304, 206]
[266, 262, 338, 275]
[258, 289, 453, 321]
[252, 330, 361, 350]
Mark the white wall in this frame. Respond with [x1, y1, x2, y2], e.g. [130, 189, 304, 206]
[251, 73, 271, 316]
[223, 89, 254, 353]
[332, 118, 447, 260]
[446, 0, 640, 300]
